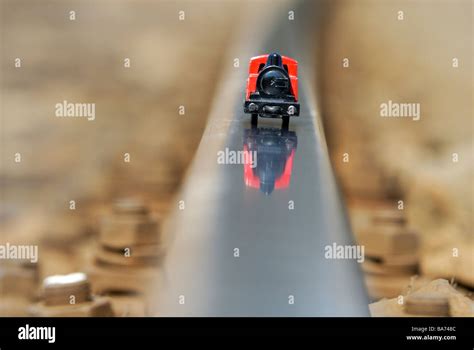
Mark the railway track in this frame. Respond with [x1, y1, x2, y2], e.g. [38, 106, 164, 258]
[150, 0, 370, 316]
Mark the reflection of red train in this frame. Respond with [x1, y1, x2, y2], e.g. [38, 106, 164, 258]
[243, 53, 299, 126]
[243, 127, 298, 195]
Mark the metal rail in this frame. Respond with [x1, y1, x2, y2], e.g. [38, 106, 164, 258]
[150, 0, 369, 316]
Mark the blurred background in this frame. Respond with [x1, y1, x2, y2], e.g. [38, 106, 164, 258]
[0, 0, 472, 316]
[319, 0, 473, 312]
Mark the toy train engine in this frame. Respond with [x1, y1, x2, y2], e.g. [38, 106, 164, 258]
[244, 53, 299, 125]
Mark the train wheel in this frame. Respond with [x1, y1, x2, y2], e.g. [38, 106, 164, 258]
[251, 113, 258, 126]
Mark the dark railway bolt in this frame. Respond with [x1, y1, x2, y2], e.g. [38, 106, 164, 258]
[42, 272, 91, 306]
[356, 208, 419, 259]
[29, 272, 114, 316]
[99, 198, 161, 250]
[87, 198, 164, 315]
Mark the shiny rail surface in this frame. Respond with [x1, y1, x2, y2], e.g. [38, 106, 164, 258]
[151, 1, 370, 316]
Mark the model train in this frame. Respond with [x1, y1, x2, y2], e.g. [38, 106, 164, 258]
[243, 53, 299, 125]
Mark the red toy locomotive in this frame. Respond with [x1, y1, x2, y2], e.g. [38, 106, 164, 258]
[243, 53, 299, 125]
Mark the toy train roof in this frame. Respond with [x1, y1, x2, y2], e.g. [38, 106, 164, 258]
[248, 54, 298, 74]
[249, 54, 297, 64]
